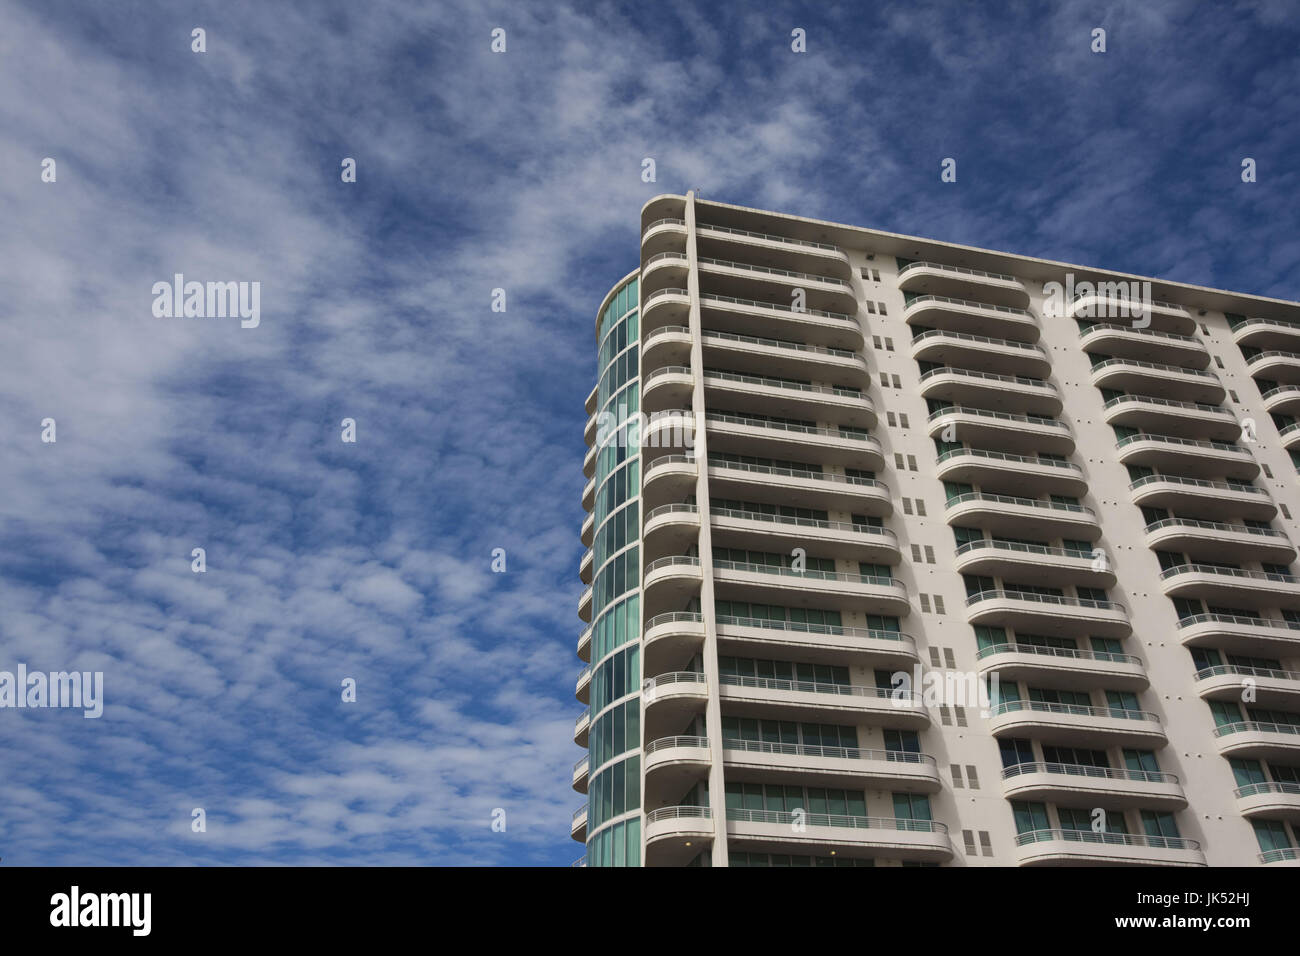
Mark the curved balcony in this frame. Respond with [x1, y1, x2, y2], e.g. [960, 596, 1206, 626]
[1001, 762, 1185, 809]
[706, 459, 892, 515]
[583, 442, 596, 479]
[581, 475, 596, 512]
[642, 556, 703, 617]
[575, 664, 592, 704]
[1129, 474, 1276, 522]
[968, 589, 1130, 639]
[989, 699, 1164, 748]
[719, 674, 928, 729]
[897, 261, 1029, 308]
[572, 755, 589, 794]
[581, 511, 595, 548]
[902, 293, 1039, 342]
[1213, 720, 1300, 761]
[1014, 829, 1204, 867]
[1089, 359, 1224, 404]
[955, 540, 1116, 588]
[641, 454, 698, 512]
[704, 411, 885, 469]
[644, 806, 714, 867]
[1262, 384, 1300, 417]
[643, 736, 711, 796]
[910, 329, 1049, 378]
[643, 611, 707, 674]
[726, 808, 953, 862]
[1064, 294, 1193, 335]
[1143, 518, 1295, 564]
[1260, 847, 1300, 865]
[642, 324, 693, 376]
[571, 805, 587, 842]
[1159, 564, 1300, 610]
[977, 642, 1146, 691]
[722, 739, 940, 791]
[642, 409, 698, 457]
[639, 216, 688, 258]
[578, 586, 592, 623]
[577, 625, 592, 663]
[584, 410, 599, 446]
[1194, 664, 1300, 709]
[1234, 781, 1300, 820]
[695, 221, 852, 278]
[585, 383, 599, 416]
[919, 367, 1061, 417]
[640, 252, 690, 298]
[1115, 433, 1258, 480]
[1078, 323, 1208, 367]
[579, 549, 593, 585]
[715, 615, 919, 669]
[642, 504, 701, 563]
[1245, 350, 1300, 384]
[641, 365, 694, 414]
[710, 505, 901, 564]
[700, 329, 868, 389]
[927, 405, 1074, 456]
[936, 448, 1088, 497]
[643, 672, 709, 739]
[1103, 395, 1238, 441]
[712, 559, 910, 616]
[574, 708, 589, 747]
[1177, 613, 1300, 655]
[641, 286, 691, 333]
[702, 369, 876, 428]
[1232, 316, 1300, 351]
[945, 492, 1101, 541]
[1280, 422, 1300, 450]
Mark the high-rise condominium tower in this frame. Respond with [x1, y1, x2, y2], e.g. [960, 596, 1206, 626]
[572, 192, 1300, 867]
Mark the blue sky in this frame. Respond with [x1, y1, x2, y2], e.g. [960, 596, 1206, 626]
[0, 0, 1297, 866]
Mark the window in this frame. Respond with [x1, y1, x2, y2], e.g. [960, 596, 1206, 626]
[892, 793, 932, 821]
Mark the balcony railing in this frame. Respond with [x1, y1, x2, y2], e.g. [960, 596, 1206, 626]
[715, 613, 911, 646]
[1235, 781, 1300, 798]
[727, 807, 948, 833]
[1015, 828, 1199, 851]
[698, 257, 850, 291]
[697, 220, 841, 251]
[719, 673, 917, 704]
[976, 642, 1141, 666]
[704, 368, 864, 398]
[936, 447, 1082, 473]
[1260, 847, 1300, 863]
[708, 457, 888, 490]
[1103, 395, 1229, 416]
[645, 611, 705, 630]
[645, 805, 712, 824]
[645, 735, 709, 755]
[643, 555, 701, 575]
[919, 366, 1055, 390]
[1213, 720, 1300, 739]
[722, 737, 933, 764]
[946, 492, 1094, 515]
[1129, 474, 1263, 496]
[990, 699, 1158, 723]
[904, 293, 1033, 317]
[1116, 433, 1246, 455]
[969, 590, 1124, 615]
[911, 328, 1044, 354]
[1247, 350, 1300, 365]
[928, 404, 1067, 430]
[1160, 564, 1299, 586]
[1196, 664, 1300, 683]
[956, 539, 1095, 563]
[702, 328, 857, 359]
[1145, 517, 1288, 539]
[1078, 322, 1201, 344]
[644, 286, 689, 305]
[706, 411, 880, 446]
[1177, 612, 1297, 632]
[702, 293, 854, 322]
[713, 558, 894, 587]
[1091, 357, 1217, 378]
[1002, 761, 1178, 785]
[898, 261, 1018, 284]
[709, 505, 897, 540]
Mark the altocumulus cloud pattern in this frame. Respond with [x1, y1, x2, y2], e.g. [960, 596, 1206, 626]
[1, 0, 1299, 868]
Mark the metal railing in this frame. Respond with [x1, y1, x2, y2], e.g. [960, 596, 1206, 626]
[719, 672, 919, 704]
[1176, 612, 1296, 632]
[1144, 517, 1288, 539]
[1015, 828, 1198, 851]
[645, 735, 709, 755]
[721, 737, 933, 764]
[1245, 350, 1300, 365]
[645, 805, 712, 824]
[1160, 564, 1299, 585]
[956, 539, 1096, 562]
[902, 293, 1034, 318]
[945, 491, 1094, 515]
[918, 366, 1055, 390]
[644, 611, 704, 631]
[990, 699, 1159, 723]
[898, 260, 1019, 284]
[976, 642, 1141, 666]
[701, 327, 859, 360]
[697, 220, 842, 252]
[710, 505, 897, 540]
[1090, 357, 1217, 378]
[1116, 432, 1246, 454]
[1078, 322, 1201, 344]
[1195, 663, 1300, 683]
[1103, 394, 1230, 415]
[968, 589, 1124, 614]
[707, 457, 888, 489]
[927, 404, 1067, 430]
[706, 410, 882, 447]
[1002, 761, 1178, 785]
[714, 614, 913, 647]
[713, 558, 896, 588]
[1129, 474, 1263, 496]
[704, 368, 866, 399]
[643, 555, 702, 575]
[701, 291, 854, 322]
[911, 327, 1045, 354]
[697, 257, 850, 290]
[936, 446, 1082, 472]
[727, 807, 948, 833]
[1213, 720, 1300, 738]
[1235, 781, 1300, 798]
